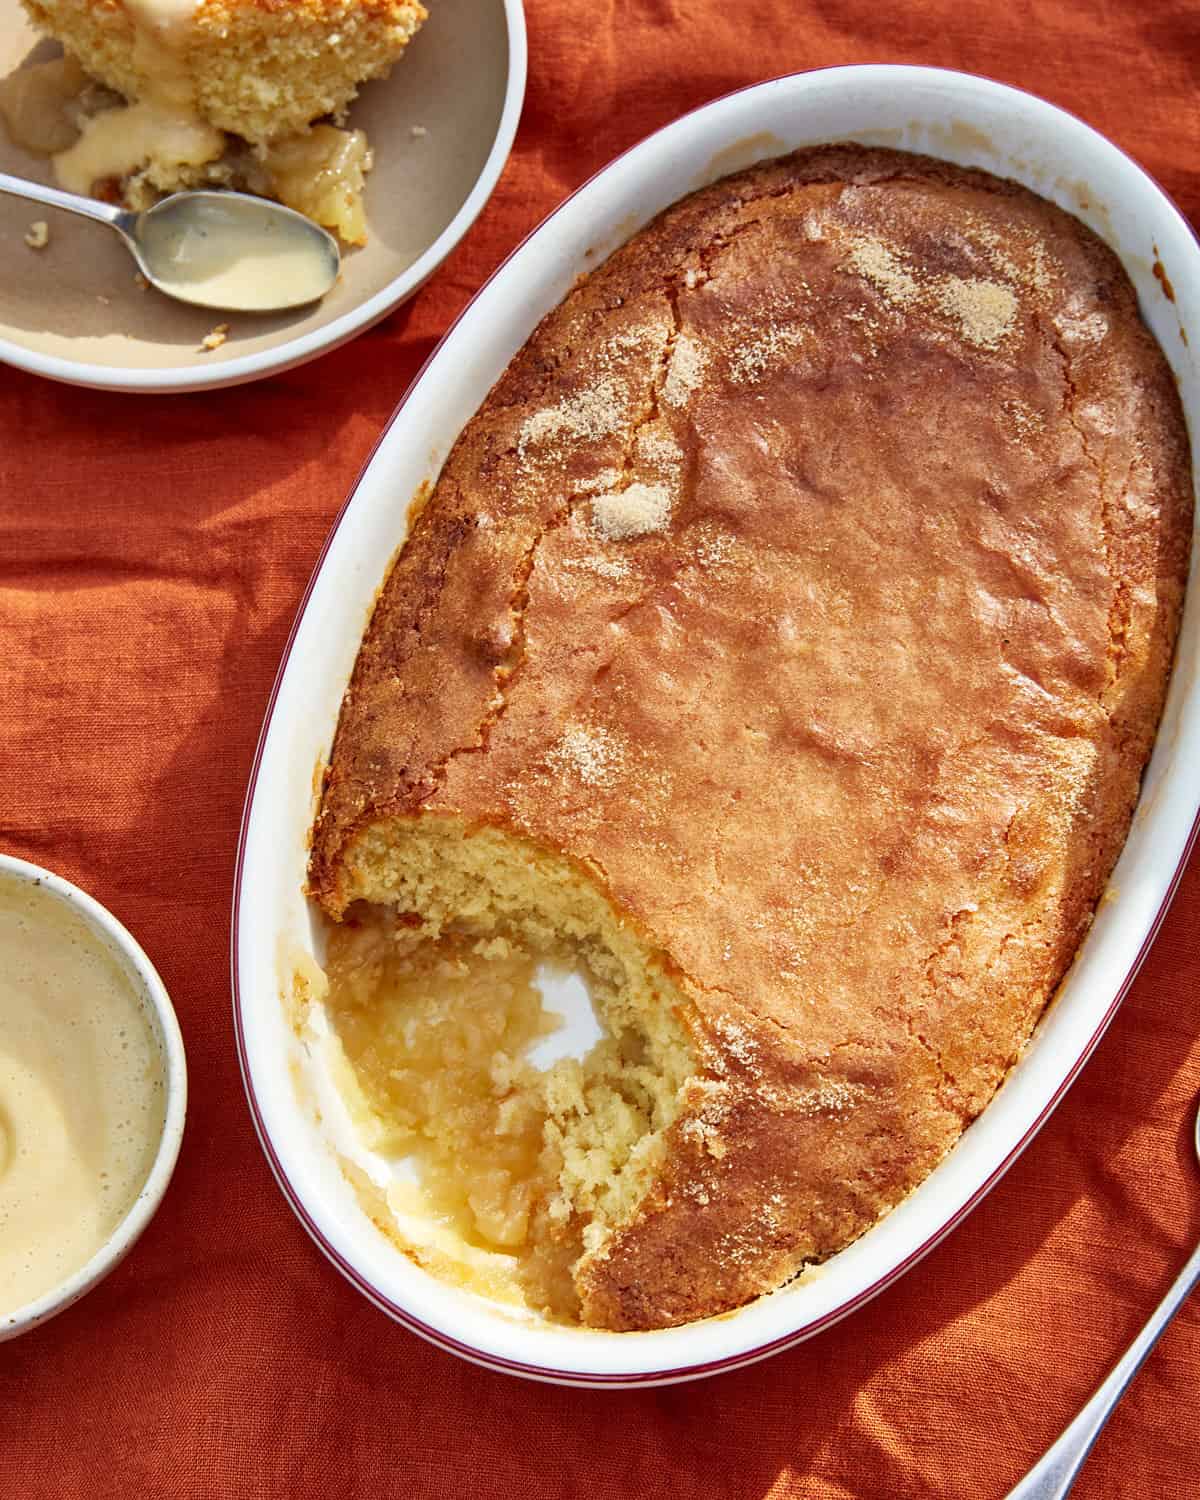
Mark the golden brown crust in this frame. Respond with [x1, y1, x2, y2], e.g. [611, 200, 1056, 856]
[310, 146, 1192, 1329]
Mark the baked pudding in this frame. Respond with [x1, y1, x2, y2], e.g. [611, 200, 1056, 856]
[308, 146, 1192, 1330]
[4, 0, 427, 243]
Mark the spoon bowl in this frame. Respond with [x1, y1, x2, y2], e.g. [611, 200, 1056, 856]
[126, 190, 340, 312]
[0, 172, 340, 312]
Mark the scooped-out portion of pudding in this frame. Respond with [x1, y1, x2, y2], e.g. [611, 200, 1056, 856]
[5, 0, 427, 243]
[320, 826, 697, 1324]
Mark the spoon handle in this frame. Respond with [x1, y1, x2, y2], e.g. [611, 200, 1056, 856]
[1007, 1238, 1200, 1500]
[0, 170, 127, 230]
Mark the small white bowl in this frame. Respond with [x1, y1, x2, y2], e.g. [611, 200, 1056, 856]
[235, 65, 1200, 1386]
[0, 0, 527, 393]
[0, 854, 187, 1340]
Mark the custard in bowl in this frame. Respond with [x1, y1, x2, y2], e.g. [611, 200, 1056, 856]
[0, 854, 186, 1339]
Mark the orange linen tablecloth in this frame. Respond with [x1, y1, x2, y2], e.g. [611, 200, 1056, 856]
[2, 3, 1198, 1496]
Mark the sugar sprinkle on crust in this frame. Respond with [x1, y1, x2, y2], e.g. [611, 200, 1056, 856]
[547, 725, 627, 788]
[591, 482, 672, 541]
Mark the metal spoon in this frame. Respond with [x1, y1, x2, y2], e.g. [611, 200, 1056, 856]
[1007, 1094, 1200, 1499]
[0, 171, 339, 312]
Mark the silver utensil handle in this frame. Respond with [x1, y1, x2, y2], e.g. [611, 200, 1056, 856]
[0, 169, 126, 229]
[1007, 1238, 1200, 1500]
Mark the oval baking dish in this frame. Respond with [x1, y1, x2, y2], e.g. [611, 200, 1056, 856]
[233, 65, 1199, 1387]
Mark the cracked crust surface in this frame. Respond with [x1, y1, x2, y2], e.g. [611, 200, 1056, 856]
[309, 146, 1192, 1329]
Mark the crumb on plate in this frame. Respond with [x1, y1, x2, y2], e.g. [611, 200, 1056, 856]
[24, 220, 49, 250]
[199, 323, 230, 352]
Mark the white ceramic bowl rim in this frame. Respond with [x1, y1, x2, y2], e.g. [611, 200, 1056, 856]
[0, 852, 187, 1337]
[232, 64, 1200, 1385]
[1, 0, 528, 394]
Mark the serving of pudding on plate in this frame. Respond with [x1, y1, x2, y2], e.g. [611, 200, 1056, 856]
[305, 144, 1191, 1332]
[3, 0, 427, 243]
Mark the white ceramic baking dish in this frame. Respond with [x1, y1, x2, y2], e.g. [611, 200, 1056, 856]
[233, 65, 1200, 1387]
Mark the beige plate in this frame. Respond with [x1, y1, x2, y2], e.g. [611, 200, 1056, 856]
[0, 0, 526, 392]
